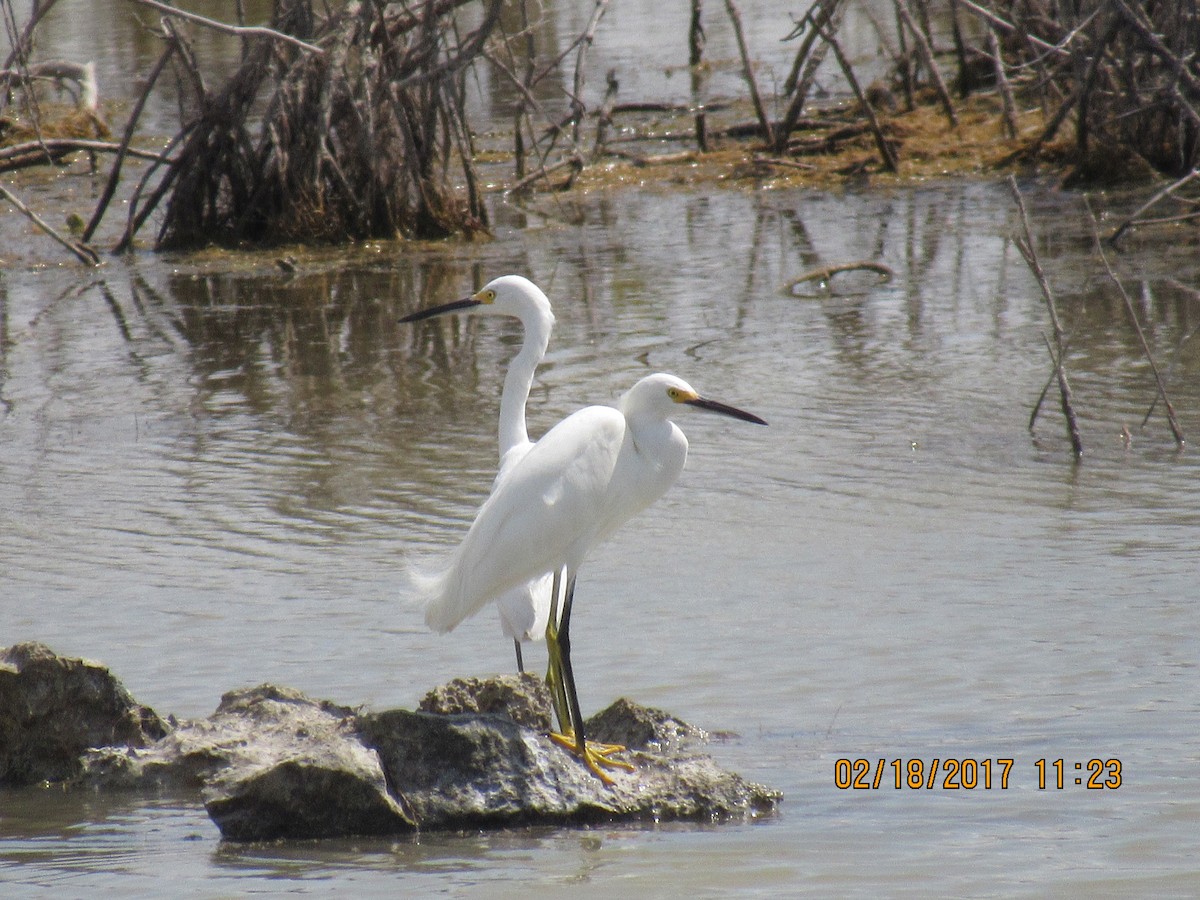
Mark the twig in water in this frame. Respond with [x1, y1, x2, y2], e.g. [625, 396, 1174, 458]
[84, 40, 178, 242]
[753, 155, 817, 172]
[1030, 332, 1078, 440]
[892, 0, 957, 128]
[789, 261, 895, 290]
[1009, 175, 1082, 457]
[0, 184, 100, 265]
[1086, 199, 1185, 448]
[723, 0, 773, 145]
[817, 24, 898, 172]
[504, 156, 579, 195]
[1108, 168, 1200, 248]
[689, 0, 707, 151]
[608, 148, 698, 167]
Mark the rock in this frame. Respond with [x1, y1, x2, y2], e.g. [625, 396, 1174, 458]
[358, 709, 621, 827]
[358, 703, 780, 829]
[82, 684, 347, 790]
[201, 685, 415, 841]
[1, 644, 781, 840]
[419, 672, 554, 732]
[83, 683, 416, 841]
[0, 642, 169, 786]
[584, 697, 708, 750]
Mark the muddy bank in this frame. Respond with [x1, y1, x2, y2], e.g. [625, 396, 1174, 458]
[4, 0, 1197, 261]
[0, 643, 780, 841]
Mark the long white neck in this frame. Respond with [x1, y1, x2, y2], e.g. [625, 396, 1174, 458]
[498, 309, 552, 460]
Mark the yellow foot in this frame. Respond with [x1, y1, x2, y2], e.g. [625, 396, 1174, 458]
[548, 731, 636, 784]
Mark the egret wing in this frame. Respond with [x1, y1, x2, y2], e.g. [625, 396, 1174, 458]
[423, 405, 625, 631]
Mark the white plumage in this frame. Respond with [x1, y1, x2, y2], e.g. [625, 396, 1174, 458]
[400, 275, 557, 653]
[415, 370, 766, 782]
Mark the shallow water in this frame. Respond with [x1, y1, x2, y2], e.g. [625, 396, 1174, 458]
[4, 1, 1200, 895]
[4, 178, 1200, 896]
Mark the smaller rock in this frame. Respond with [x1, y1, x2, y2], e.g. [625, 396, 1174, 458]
[197, 685, 415, 840]
[205, 753, 415, 842]
[362, 679, 782, 830]
[419, 673, 554, 732]
[584, 697, 707, 750]
[81, 684, 359, 791]
[0, 642, 168, 786]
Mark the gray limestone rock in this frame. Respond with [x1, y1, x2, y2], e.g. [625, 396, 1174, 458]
[418, 672, 554, 732]
[200, 685, 415, 840]
[80, 683, 416, 840]
[358, 704, 780, 829]
[1, 643, 781, 841]
[0, 642, 169, 786]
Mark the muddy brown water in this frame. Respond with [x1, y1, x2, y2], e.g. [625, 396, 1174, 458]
[3, 1, 1200, 896]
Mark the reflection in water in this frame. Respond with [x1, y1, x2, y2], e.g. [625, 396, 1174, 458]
[2, 182, 1200, 895]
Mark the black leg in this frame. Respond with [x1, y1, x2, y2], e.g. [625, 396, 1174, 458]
[556, 574, 588, 755]
[543, 571, 634, 783]
[513, 638, 524, 674]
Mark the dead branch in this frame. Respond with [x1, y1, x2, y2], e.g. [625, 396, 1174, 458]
[1009, 175, 1082, 457]
[115, 129, 187, 254]
[893, 0, 957, 128]
[1108, 168, 1200, 248]
[140, 0, 500, 248]
[986, 27, 1018, 139]
[567, 0, 610, 157]
[789, 261, 895, 289]
[817, 25, 898, 172]
[123, 0, 324, 56]
[1, 0, 62, 71]
[953, 0, 1069, 59]
[0, 183, 100, 265]
[775, 0, 844, 154]
[1086, 199, 1185, 448]
[83, 42, 177, 242]
[723, 0, 773, 145]
[504, 156, 579, 195]
[592, 70, 620, 159]
[1109, 0, 1200, 99]
[0, 138, 169, 171]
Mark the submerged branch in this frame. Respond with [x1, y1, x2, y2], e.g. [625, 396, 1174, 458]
[1108, 169, 1200, 248]
[0, 138, 171, 170]
[83, 40, 177, 243]
[0, 183, 100, 265]
[723, 0, 773, 145]
[789, 261, 895, 289]
[1087, 200, 1185, 448]
[1009, 176, 1082, 458]
[818, 24, 898, 172]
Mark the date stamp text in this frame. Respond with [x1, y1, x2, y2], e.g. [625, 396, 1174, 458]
[833, 758, 1122, 790]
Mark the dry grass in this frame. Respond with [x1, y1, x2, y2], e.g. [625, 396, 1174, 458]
[564, 92, 1142, 196]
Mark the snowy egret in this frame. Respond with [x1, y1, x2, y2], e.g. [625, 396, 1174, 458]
[399, 275, 558, 674]
[418, 372, 767, 782]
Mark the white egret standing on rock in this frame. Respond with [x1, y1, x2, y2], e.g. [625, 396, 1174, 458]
[417, 372, 767, 782]
[399, 275, 558, 674]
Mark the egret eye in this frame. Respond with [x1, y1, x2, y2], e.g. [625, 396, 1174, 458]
[667, 387, 681, 401]
[483, 290, 496, 302]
